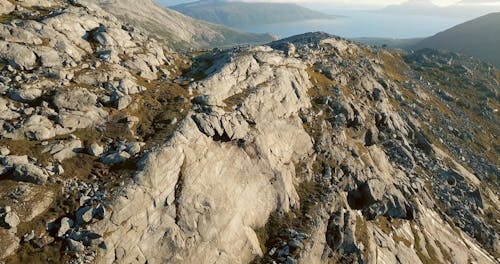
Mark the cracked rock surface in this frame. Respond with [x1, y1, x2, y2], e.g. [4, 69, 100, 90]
[0, 1, 498, 264]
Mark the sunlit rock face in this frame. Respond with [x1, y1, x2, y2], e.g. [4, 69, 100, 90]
[0, 1, 498, 264]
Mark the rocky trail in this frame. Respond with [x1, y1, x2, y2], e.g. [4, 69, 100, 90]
[0, 1, 498, 264]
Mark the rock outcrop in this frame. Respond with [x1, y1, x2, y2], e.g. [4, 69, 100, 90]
[91, 45, 314, 263]
[89, 36, 498, 264]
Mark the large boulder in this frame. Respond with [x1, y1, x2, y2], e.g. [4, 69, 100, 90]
[0, 229, 19, 260]
[52, 88, 108, 131]
[0, 98, 20, 120]
[192, 112, 249, 140]
[42, 138, 83, 161]
[0, 24, 42, 45]
[9, 86, 43, 102]
[34, 46, 62, 68]
[23, 115, 56, 141]
[0, 41, 37, 70]
[12, 163, 49, 184]
[53, 89, 98, 111]
[0, 1, 15, 15]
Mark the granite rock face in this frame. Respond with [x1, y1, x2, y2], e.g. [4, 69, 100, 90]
[91, 38, 498, 263]
[0, 1, 176, 260]
[92, 46, 314, 264]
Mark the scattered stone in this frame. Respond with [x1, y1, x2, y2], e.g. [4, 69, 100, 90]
[76, 206, 94, 224]
[101, 151, 131, 165]
[66, 238, 85, 252]
[117, 95, 132, 110]
[57, 217, 74, 238]
[23, 230, 35, 242]
[1, 206, 20, 230]
[0, 9, 497, 264]
[88, 143, 104, 157]
[54, 165, 65, 175]
[42, 139, 83, 161]
[93, 204, 106, 220]
[0, 147, 10, 156]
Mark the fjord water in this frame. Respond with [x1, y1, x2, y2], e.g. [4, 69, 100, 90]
[233, 10, 466, 39]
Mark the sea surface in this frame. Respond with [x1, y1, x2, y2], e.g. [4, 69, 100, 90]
[232, 10, 467, 39]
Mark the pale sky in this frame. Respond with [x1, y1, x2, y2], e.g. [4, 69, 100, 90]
[238, 0, 459, 6]
[236, 0, 500, 7]
[165, 0, 500, 9]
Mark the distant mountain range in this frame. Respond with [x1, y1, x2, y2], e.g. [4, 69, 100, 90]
[170, 0, 334, 27]
[382, 0, 500, 19]
[90, 0, 276, 49]
[355, 12, 500, 68]
[382, 0, 439, 13]
[414, 12, 500, 68]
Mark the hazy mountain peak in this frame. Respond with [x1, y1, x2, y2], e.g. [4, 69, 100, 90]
[415, 12, 500, 67]
[383, 0, 438, 11]
[171, 0, 334, 27]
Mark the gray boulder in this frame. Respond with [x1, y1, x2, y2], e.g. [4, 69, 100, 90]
[0, 41, 37, 70]
[12, 163, 49, 184]
[42, 138, 83, 161]
[53, 89, 98, 111]
[88, 143, 104, 157]
[1, 155, 29, 167]
[193, 112, 249, 140]
[0, 147, 10, 156]
[0, 24, 42, 45]
[101, 151, 131, 165]
[23, 115, 56, 141]
[9, 87, 43, 102]
[66, 238, 85, 252]
[118, 78, 145, 95]
[76, 206, 94, 224]
[34, 46, 62, 68]
[1, 206, 20, 230]
[116, 95, 132, 110]
[0, 1, 14, 15]
[0, 98, 20, 120]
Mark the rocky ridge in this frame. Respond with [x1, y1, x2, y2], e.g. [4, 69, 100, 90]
[0, 0, 188, 262]
[0, 1, 498, 264]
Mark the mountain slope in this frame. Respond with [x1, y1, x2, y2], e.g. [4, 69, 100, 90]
[171, 0, 334, 27]
[0, 1, 499, 264]
[414, 12, 500, 67]
[91, 0, 276, 49]
[354, 37, 423, 49]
